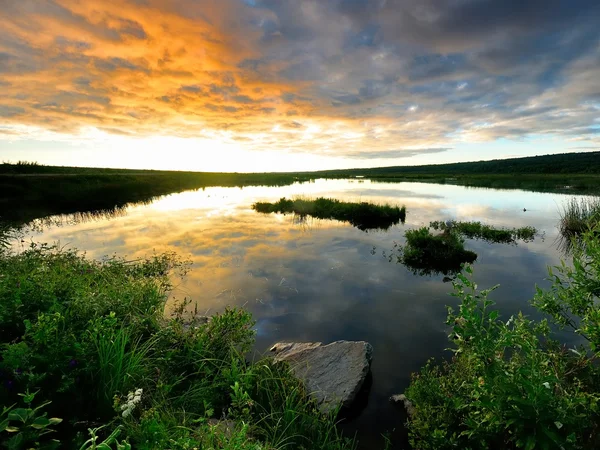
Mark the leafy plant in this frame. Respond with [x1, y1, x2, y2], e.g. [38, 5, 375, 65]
[405, 251, 600, 449]
[0, 390, 62, 450]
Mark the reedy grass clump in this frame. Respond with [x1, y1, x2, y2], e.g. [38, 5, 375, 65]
[0, 242, 355, 450]
[400, 227, 477, 276]
[253, 197, 406, 231]
[430, 220, 537, 243]
[559, 197, 600, 242]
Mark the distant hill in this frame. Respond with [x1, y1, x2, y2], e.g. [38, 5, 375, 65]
[318, 151, 600, 177]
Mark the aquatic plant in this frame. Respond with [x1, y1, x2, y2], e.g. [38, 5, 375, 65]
[430, 220, 536, 244]
[400, 227, 477, 276]
[253, 197, 407, 231]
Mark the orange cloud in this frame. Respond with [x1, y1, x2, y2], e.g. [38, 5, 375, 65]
[0, 0, 311, 137]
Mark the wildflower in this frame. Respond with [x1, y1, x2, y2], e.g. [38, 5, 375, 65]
[121, 388, 143, 418]
[543, 382, 551, 389]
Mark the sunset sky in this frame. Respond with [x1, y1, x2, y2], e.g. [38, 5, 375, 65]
[0, 0, 599, 171]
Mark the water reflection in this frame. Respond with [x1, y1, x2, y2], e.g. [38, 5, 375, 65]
[14, 179, 582, 449]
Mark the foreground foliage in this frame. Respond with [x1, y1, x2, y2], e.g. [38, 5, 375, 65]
[0, 244, 354, 450]
[405, 228, 600, 449]
[253, 197, 406, 231]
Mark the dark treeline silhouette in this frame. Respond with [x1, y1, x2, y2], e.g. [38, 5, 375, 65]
[317, 151, 600, 177]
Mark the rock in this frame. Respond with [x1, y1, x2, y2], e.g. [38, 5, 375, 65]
[390, 394, 416, 417]
[270, 340, 373, 414]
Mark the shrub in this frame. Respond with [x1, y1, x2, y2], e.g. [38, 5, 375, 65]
[0, 244, 355, 450]
[405, 229, 600, 449]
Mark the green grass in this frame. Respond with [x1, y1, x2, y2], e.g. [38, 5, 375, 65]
[559, 197, 600, 241]
[430, 221, 537, 244]
[0, 242, 355, 450]
[253, 197, 407, 231]
[400, 227, 477, 276]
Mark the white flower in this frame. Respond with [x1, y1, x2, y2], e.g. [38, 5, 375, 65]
[122, 409, 131, 418]
[543, 382, 551, 389]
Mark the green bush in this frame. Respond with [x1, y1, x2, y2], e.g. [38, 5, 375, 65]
[0, 244, 355, 450]
[405, 230, 600, 449]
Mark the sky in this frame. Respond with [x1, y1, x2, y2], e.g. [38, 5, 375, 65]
[0, 0, 599, 172]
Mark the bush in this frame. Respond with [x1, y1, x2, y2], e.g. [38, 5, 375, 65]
[0, 244, 355, 450]
[404, 229, 600, 449]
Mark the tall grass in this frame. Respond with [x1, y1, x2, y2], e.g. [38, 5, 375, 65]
[559, 197, 600, 241]
[253, 197, 406, 231]
[93, 326, 155, 412]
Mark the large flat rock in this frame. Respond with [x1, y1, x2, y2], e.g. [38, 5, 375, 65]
[270, 340, 373, 414]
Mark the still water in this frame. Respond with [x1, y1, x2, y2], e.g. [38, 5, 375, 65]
[18, 179, 579, 448]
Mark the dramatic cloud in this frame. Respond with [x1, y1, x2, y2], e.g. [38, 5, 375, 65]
[1, 0, 599, 167]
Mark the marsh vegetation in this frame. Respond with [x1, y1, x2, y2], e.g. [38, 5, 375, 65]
[399, 227, 478, 276]
[252, 197, 407, 231]
[0, 243, 354, 450]
[430, 221, 537, 244]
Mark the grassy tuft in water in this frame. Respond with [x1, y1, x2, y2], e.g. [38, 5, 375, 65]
[559, 197, 600, 242]
[253, 197, 406, 231]
[430, 220, 536, 244]
[400, 227, 477, 276]
[0, 242, 355, 450]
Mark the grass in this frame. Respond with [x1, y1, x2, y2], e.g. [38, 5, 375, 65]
[559, 197, 600, 241]
[253, 197, 407, 231]
[0, 241, 356, 450]
[400, 227, 477, 276]
[430, 221, 537, 244]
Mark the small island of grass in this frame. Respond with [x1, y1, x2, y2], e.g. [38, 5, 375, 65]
[430, 220, 537, 243]
[252, 197, 407, 231]
[400, 227, 478, 276]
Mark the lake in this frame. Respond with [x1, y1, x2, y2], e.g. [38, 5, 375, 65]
[15, 179, 583, 448]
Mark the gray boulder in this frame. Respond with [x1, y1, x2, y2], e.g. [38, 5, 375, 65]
[270, 341, 373, 414]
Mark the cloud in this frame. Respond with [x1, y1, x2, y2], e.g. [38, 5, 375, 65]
[0, 0, 599, 160]
[343, 147, 452, 159]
